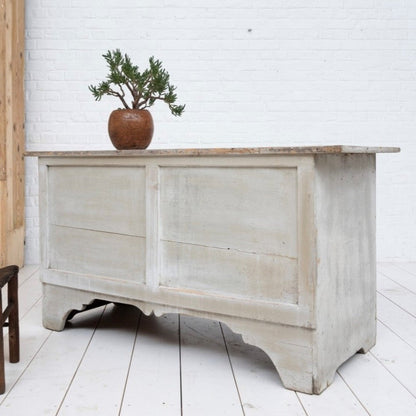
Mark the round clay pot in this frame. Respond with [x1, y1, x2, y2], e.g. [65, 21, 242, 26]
[108, 109, 154, 150]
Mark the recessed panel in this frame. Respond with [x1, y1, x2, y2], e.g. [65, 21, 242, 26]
[49, 166, 146, 236]
[160, 166, 297, 256]
[159, 166, 298, 303]
[49, 225, 145, 283]
[161, 240, 298, 303]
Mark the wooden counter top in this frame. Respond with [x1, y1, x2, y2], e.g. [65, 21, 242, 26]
[25, 145, 400, 158]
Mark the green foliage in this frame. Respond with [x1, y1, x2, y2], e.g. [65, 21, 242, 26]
[89, 49, 185, 116]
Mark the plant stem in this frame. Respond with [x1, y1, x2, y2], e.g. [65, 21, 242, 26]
[108, 88, 129, 109]
[125, 80, 137, 106]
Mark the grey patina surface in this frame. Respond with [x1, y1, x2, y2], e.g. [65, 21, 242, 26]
[34, 146, 399, 394]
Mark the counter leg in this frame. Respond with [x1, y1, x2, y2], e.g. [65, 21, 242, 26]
[42, 284, 99, 331]
[222, 318, 323, 394]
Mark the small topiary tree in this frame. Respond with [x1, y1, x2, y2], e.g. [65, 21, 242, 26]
[89, 49, 185, 116]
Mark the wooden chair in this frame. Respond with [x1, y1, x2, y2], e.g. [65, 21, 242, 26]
[0, 265, 19, 394]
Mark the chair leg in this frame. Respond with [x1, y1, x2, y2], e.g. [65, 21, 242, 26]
[0, 292, 5, 394]
[8, 273, 19, 363]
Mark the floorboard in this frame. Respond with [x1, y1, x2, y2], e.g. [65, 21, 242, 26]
[0, 300, 51, 407]
[221, 322, 307, 416]
[119, 313, 182, 416]
[378, 263, 416, 294]
[56, 304, 139, 416]
[338, 352, 416, 416]
[1, 265, 41, 321]
[371, 321, 416, 397]
[297, 373, 369, 416]
[180, 315, 243, 416]
[376, 293, 416, 349]
[0, 307, 103, 415]
[377, 272, 416, 318]
[17, 270, 43, 319]
[395, 262, 416, 277]
[0, 263, 416, 415]
[17, 265, 39, 286]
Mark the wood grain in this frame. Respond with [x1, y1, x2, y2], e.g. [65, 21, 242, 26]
[160, 166, 298, 257]
[0, 1, 7, 266]
[26, 145, 400, 159]
[160, 240, 298, 303]
[48, 165, 146, 236]
[0, 0, 24, 267]
[0, 0, 6, 183]
[49, 225, 146, 283]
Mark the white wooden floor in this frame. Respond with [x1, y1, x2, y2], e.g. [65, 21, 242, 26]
[1, 263, 416, 415]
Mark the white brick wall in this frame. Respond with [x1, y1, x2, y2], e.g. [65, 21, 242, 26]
[24, 0, 416, 263]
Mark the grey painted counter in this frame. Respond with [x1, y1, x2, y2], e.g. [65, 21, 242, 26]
[31, 146, 399, 394]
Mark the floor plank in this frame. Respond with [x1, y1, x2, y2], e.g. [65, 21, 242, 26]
[180, 315, 243, 416]
[17, 264, 39, 286]
[0, 306, 104, 415]
[338, 352, 416, 416]
[395, 262, 416, 276]
[371, 320, 416, 397]
[221, 324, 305, 416]
[377, 272, 416, 318]
[17, 269, 42, 319]
[56, 304, 140, 416]
[297, 373, 369, 416]
[221, 323, 307, 416]
[0, 300, 51, 404]
[2, 263, 416, 415]
[376, 293, 416, 349]
[120, 313, 181, 416]
[2, 267, 41, 322]
[378, 263, 416, 294]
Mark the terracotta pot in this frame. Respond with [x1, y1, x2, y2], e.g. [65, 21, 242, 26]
[108, 109, 154, 150]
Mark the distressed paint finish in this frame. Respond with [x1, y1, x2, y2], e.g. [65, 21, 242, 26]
[34, 147, 396, 394]
[313, 154, 377, 393]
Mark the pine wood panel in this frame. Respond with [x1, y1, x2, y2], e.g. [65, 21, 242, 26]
[48, 166, 146, 236]
[160, 240, 298, 303]
[159, 166, 298, 256]
[0, 0, 8, 266]
[0, 0, 25, 267]
[49, 225, 146, 282]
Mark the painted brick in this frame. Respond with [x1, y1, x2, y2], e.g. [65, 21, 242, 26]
[24, 0, 416, 264]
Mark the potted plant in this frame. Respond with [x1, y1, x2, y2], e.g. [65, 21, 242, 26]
[89, 49, 185, 150]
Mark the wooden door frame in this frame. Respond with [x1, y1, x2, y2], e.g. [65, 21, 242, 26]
[0, 0, 25, 267]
